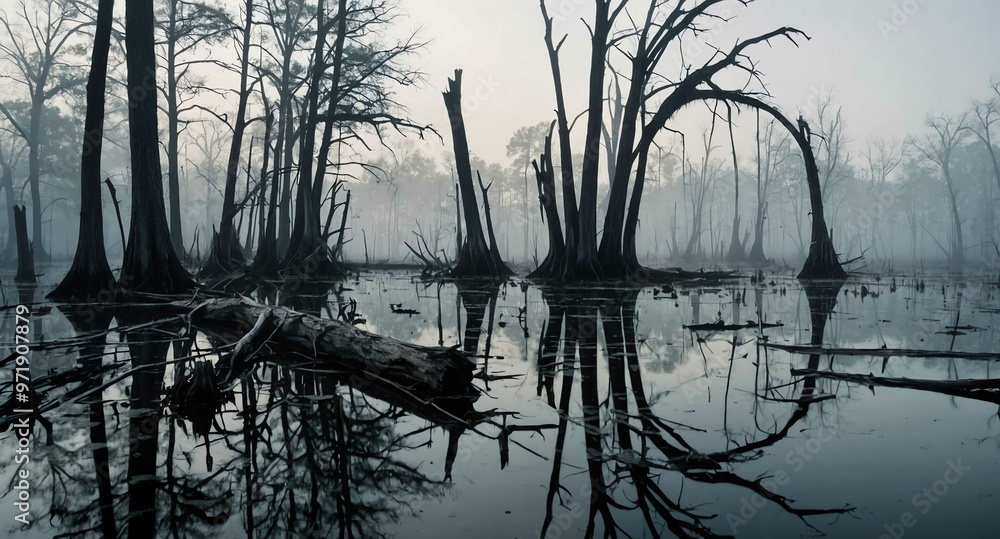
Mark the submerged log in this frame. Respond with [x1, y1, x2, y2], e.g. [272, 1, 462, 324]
[187, 297, 479, 416]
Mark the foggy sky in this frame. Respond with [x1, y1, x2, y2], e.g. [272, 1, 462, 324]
[391, 0, 1000, 164]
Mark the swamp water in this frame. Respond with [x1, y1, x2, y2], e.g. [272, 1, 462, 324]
[0, 267, 998, 538]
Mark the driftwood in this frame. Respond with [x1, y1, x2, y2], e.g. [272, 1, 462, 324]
[186, 297, 479, 417]
[767, 343, 1000, 361]
[684, 320, 782, 331]
[791, 369, 1000, 407]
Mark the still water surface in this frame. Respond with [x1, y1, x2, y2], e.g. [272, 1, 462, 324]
[0, 267, 998, 538]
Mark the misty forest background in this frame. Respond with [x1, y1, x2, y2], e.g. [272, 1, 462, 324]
[1, 0, 999, 288]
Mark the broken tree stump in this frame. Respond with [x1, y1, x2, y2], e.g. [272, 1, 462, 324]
[13, 205, 35, 283]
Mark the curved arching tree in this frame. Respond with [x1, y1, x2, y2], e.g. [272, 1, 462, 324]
[684, 90, 846, 280]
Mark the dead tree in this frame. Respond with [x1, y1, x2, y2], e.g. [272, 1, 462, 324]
[281, 0, 347, 281]
[910, 114, 969, 269]
[157, 0, 229, 256]
[529, 1, 624, 280]
[860, 138, 903, 257]
[970, 89, 1000, 202]
[748, 117, 791, 264]
[528, 124, 565, 278]
[442, 69, 511, 277]
[724, 105, 747, 262]
[13, 205, 34, 283]
[687, 91, 846, 279]
[49, 0, 116, 300]
[682, 119, 721, 262]
[120, 0, 197, 294]
[202, 0, 256, 277]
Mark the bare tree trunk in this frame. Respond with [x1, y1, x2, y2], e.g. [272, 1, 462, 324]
[13, 205, 34, 283]
[278, 104, 296, 253]
[575, 1, 613, 279]
[166, 0, 184, 257]
[204, 0, 255, 276]
[622, 147, 649, 270]
[478, 172, 507, 271]
[1, 165, 15, 264]
[541, 1, 580, 278]
[12, 205, 34, 283]
[749, 111, 767, 263]
[334, 190, 350, 259]
[26, 95, 48, 263]
[443, 70, 510, 277]
[49, 0, 117, 300]
[282, 0, 346, 280]
[528, 127, 565, 278]
[120, 0, 196, 294]
[255, 107, 275, 250]
[726, 107, 745, 262]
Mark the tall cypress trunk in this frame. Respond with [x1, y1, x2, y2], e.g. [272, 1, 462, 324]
[1, 165, 15, 264]
[49, 0, 117, 300]
[575, 1, 611, 277]
[443, 70, 510, 277]
[528, 128, 565, 278]
[749, 111, 767, 263]
[13, 205, 34, 283]
[598, 41, 647, 275]
[166, 0, 184, 256]
[622, 148, 648, 269]
[204, 0, 255, 276]
[256, 108, 274, 252]
[278, 102, 296, 253]
[726, 108, 745, 262]
[27, 93, 48, 262]
[541, 4, 579, 276]
[120, 0, 196, 294]
[284, 0, 328, 262]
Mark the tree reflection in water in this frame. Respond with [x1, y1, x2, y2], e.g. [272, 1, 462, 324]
[0, 276, 895, 539]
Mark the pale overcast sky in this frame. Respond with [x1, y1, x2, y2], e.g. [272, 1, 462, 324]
[387, 0, 1000, 164]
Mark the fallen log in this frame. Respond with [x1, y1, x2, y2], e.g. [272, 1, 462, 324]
[185, 297, 480, 419]
[791, 369, 1000, 406]
[765, 343, 1000, 361]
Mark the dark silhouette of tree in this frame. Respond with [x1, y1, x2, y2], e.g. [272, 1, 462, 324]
[49, 0, 116, 300]
[156, 0, 230, 257]
[257, 0, 312, 256]
[443, 70, 511, 277]
[202, 0, 256, 277]
[120, 0, 197, 294]
[13, 204, 35, 282]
